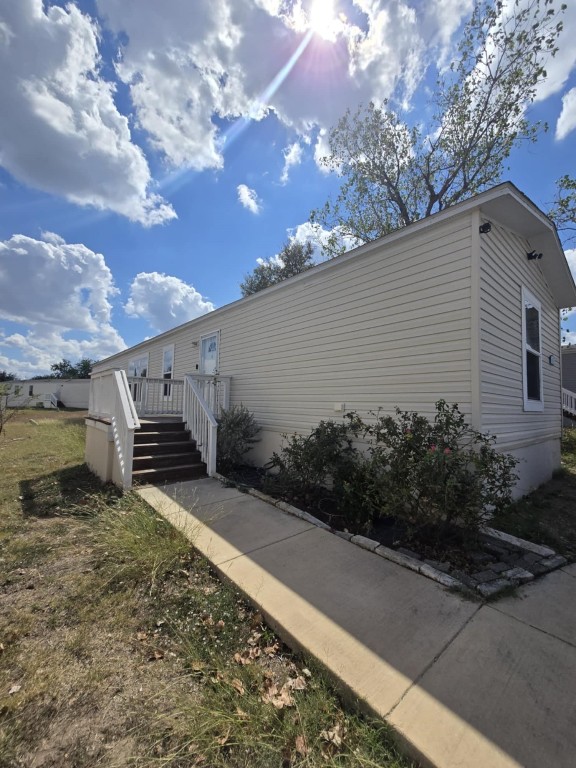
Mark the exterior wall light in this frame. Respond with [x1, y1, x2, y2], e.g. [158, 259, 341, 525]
[526, 251, 543, 261]
[479, 222, 492, 234]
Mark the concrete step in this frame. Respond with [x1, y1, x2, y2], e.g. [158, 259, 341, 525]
[133, 451, 202, 470]
[132, 463, 207, 484]
[133, 440, 198, 457]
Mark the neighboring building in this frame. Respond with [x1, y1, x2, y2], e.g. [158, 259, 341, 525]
[562, 346, 576, 392]
[2, 379, 90, 409]
[87, 182, 576, 496]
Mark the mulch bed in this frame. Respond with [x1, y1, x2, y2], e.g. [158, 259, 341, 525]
[223, 466, 568, 597]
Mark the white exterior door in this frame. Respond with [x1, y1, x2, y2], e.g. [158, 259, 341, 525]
[200, 333, 219, 375]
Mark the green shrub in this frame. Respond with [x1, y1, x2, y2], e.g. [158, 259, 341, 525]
[216, 404, 260, 473]
[344, 400, 518, 540]
[263, 420, 360, 511]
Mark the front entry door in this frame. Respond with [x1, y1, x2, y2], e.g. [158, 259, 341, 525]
[200, 333, 218, 375]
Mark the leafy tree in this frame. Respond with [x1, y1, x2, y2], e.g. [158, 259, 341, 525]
[312, 0, 567, 255]
[549, 175, 576, 243]
[240, 240, 315, 296]
[50, 358, 96, 378]
[0, 371, 16, 382]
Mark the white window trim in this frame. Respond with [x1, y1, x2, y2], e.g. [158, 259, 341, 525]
[521, 286, 544, 412]
[199, 330, 220, 375]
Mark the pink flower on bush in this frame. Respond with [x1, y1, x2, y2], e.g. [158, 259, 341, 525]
[444, 447, 452, 455]
[428, 444, 437, 452]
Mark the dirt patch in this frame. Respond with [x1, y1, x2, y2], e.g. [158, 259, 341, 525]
[0, 510, 198, 767]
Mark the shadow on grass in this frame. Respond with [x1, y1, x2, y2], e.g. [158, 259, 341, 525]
[19, 463, 120, 519]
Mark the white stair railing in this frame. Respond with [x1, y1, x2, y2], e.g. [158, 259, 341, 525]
[128, 376, 184, 415]
[183, 375, 217, 476]
[190, 375, 230, 418]
[562, 388, 576, 418]
[89, 369, 140, 490]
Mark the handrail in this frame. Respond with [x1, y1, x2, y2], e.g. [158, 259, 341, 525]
[183, 374, 218, 476]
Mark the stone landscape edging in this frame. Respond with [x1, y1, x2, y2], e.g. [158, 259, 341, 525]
[212, 473, 567, 598]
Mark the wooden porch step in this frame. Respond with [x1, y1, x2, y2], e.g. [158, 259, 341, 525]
[134, 429, 191, 444]
[133, 451, 202, 470]
[138, 420, 185, 432]
[132, 462, 207, 484]
[133, 440, 199, 456]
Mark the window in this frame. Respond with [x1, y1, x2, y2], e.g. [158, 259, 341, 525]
[28, 385, 34, 397]
[128, 354, 148, 378]
[162, 345, 174, 396]
[521, 287, 543, 411]
[128, 353, 148, 403]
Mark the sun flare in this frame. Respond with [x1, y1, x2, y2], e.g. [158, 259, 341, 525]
[309, 0, 339, 41]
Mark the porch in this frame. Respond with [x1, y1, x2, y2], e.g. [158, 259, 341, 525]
[85, 371, 231, 490]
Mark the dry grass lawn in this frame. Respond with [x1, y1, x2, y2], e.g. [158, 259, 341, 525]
[0, 410, 413, 768]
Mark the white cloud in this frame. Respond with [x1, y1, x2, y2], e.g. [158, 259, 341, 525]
[125, 272, 215, 333]
[314, 128, 332, 173]
[237, 184, 262, 214]
[280, 142, 303, 184]
[556, 88, 576, 141]
[0, 232, 126, 377]
[0, 1, 175, 226]
[288, 220, 362, 259]
[534, 1, 576, 102]
[96, 0, 474, 173]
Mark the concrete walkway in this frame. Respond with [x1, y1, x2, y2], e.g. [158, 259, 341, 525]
[138, 478, 576, 768]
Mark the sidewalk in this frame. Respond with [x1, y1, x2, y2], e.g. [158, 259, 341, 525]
[138, 478, 576, 768]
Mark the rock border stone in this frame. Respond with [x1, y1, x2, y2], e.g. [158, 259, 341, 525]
[213, 473, 568, 599]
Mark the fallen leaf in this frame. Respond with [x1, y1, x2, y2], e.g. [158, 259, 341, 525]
[261, 680, 295, 709]
[9, 684, 21, 695]
[295, 734, 309, 756]
[302, 668, 312, 678]
[247, 631, 262, 646]
[250, 612, 264, 629]
[287, 675, 307, 691]
[136, 631, 148, 641]
[320, 721, 347, 750]
[217, 727, 231, 746]
[263, 643, 279, 656]
[235, 707, 249, 720]
[149, 649, 164, 661]
[231, 678, 245, 696]
[215, 620, 225, 631]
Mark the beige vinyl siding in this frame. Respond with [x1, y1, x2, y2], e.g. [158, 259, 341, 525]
[479, 221, 561, 449]
[95, 213, 474, 440]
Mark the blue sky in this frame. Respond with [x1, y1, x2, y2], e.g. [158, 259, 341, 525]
[0, 0, 575, 377]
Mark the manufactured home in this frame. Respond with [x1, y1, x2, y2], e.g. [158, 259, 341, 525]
[86, 183, 576, 496]
[3, 378, 90, 409]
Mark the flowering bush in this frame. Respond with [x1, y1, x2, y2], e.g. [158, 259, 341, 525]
[344, 400, 518, 539]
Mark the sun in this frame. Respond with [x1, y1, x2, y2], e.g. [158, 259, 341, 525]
[308, 0, 339, 41]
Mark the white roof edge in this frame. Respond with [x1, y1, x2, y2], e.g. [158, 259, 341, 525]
[96, 182, 575, 368]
